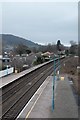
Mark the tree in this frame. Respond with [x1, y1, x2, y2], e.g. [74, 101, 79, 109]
[14, 43, 31, 56]
[31, 47, 38, 53]
[78, 42, 80, 65]
[33, 56, 44, 65]
[46, 43, 53, 52]
[26, 49, 31, 54]
[70, 40, 76, 46]
[0, 40, 2, 54]
[65, 49, 69, 56]
[70, 40, 77, 55]
[36, 56, 43, 64]
[57, 40, 61, 51]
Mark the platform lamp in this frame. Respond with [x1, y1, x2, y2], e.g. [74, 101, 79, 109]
[57, 39, 61, 80]
[52, 40, 61, 111]
[52, 55, 56, 111]
[57, 53, 60, 80]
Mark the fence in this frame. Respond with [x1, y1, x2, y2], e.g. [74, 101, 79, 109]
[0, 67, 14, 78]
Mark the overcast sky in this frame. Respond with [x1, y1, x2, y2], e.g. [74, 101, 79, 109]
[2, 2, 78, 46]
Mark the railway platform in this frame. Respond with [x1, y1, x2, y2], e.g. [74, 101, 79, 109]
[17, 74, 78, 119]
[0, 60, 53, 88]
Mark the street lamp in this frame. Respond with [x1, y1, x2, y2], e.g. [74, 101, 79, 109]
[52, 53, 60, 111]
[57, 54, 60, 80]
[52, 55, 56, 111]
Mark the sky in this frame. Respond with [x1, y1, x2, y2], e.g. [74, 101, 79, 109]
[1, 2, 78, 46]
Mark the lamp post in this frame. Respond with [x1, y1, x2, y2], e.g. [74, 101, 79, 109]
[52, 54, 60, 110]
[57, 54, 60, 80]
[52, 55, 56, 111]
[52, 39, 61, 111]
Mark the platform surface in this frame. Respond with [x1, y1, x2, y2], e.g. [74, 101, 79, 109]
[17, 75, 78, 119]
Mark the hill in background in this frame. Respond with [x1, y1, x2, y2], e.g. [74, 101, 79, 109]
[0, 34, 71, 55]
[0, 34, 40, 51]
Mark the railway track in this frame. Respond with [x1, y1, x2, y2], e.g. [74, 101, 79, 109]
[1, 57, 64, 119]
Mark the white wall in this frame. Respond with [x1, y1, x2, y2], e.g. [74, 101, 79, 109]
[0, 67, 14, 78]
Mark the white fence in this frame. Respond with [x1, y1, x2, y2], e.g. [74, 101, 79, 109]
[0, 67, 14, 78]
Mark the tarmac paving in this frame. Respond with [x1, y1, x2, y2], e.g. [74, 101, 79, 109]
[17, 74, 78, 119]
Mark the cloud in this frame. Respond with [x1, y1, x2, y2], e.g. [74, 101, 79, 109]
[2, 2, 78, 45]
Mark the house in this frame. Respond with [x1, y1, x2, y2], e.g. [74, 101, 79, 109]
[11, 52, 37, 72]
[42, 52, 54, 59]
[0, 55, 11, 70]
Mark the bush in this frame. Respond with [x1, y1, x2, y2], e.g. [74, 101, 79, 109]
[33, 56, 44, 65]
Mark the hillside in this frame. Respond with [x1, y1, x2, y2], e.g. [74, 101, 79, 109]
[0, 34, 70, 54]
[0, 34, 40, 50]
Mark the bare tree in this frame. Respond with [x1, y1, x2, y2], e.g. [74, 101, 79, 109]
[0, 40, 2, 55]
[14, 43, 31, 56]
[70, 40, 77, 55]
[70, 40, 76, 46]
